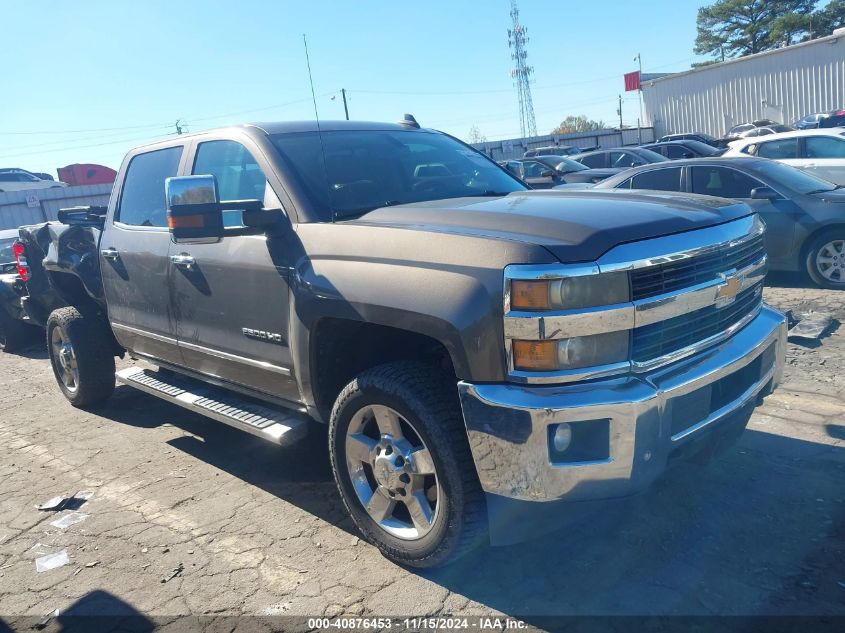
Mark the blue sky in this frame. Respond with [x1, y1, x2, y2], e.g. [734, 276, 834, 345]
[2, 0, 712, 175]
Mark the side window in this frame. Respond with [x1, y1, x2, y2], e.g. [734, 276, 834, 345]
[193, 140, 270, 228]
[691, 167, 762, 199]
[805, 136, 845, 158]
[578, 153, 605, 168]
[666, 145, 688, 159]
[610, 151, 638, 168]
[756, 138, 798, 159]
[521, 161, 546, 178]
[629, 167, 682, 192]
[117, 146, 183, 227]
[614, 177, 634, 189]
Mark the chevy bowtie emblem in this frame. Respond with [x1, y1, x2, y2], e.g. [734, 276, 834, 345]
[716, 273, 742, 306]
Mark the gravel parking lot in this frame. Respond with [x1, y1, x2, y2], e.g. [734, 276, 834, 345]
[1, 278, 844, 628]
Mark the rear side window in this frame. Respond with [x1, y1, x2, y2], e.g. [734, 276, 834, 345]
[691, 166, 762, 199]
[117, 147, 183, 227]
[756, 138, 798, 159]
[665, 145, 690, 159]
[805, 136, 845, 158]
[629, 167, 682, 192]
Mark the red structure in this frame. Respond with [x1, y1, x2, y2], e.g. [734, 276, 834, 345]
[624, 71, 641, 92]
[57, 163, 117, 186]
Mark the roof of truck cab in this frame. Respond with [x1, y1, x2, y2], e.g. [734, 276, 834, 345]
[248, 120, 432, 134]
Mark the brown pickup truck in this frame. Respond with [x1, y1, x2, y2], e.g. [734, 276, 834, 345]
[17, 119, 786, 567]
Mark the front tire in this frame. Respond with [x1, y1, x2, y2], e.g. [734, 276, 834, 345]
[46, 307, 115, 407]
[805, 230, 845, 289]
[329, 361, 487, 568]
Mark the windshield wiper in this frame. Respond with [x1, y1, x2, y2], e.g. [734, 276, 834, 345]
[467, 190, 514, 197]
[333, 200, 404, 221]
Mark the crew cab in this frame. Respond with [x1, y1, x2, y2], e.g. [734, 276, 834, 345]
[17, 119, 786, 567]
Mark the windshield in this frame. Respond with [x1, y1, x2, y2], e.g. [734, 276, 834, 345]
[751, 160, 838, 194]
[0, 238, 17, 264]
[270, 130, 526, 219]
[684, 140, 720, 155]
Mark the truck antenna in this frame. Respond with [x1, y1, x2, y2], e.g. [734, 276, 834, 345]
[303, 34, 333, 221]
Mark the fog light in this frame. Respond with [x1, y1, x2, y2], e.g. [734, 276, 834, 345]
[552, 423, 572, 453]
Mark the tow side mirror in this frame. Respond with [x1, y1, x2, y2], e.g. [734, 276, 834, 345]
[165, 175, 267, 240]
[750, 186, 779, 200]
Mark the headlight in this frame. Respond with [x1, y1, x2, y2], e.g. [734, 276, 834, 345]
[512, 330, 629, 371]
[511, 271, 629, 311]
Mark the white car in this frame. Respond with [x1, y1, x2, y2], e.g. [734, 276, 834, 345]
[0, 169, 67, 193]
[723, 128, 845, 185]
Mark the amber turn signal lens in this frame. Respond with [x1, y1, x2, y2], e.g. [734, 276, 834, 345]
[511, 280, 550, 310]
[512, 340, 558, 371]
[167, 214, 205, 229]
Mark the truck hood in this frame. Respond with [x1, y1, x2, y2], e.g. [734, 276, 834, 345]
[344, 190, 754, 262]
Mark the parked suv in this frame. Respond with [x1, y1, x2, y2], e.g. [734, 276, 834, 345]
[18, 120, 786, 567]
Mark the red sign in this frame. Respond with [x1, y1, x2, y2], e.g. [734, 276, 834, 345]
[624, 71, 641, 91]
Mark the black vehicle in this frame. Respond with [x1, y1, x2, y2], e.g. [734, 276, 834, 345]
[641, 140, 722, 159]
[794, 112, 830, 130]
[569, 146, 668, 169]
[513, 156, 624, 188]
[593, 157, 845, 288]
[0, 229, 40, 351]
[657, 132, 720, 147]
[523, 145, 580, 157]
[819, 108, 845, 128]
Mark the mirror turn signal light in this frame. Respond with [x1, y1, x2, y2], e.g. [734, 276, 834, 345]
[512, 340, 557, 371]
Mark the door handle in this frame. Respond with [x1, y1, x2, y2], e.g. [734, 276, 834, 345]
[101, 248, 120, 260]
[170, 254, 196, 268]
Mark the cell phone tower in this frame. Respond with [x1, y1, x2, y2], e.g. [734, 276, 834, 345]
[508, 0, 537, 140]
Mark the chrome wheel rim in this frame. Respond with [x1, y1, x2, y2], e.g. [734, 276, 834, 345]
[51, 326, 79, 393]
[816, 239, 845, 282]
[345, 404, 440, 540]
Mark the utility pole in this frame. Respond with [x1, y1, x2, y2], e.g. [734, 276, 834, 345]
[617, 94, 623, 129]
[635, 53, 644, 143]
[341, 88, 349, 120]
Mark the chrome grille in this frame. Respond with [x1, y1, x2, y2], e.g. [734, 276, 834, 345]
[632, 282, 763, 363]
[630, 234, 765, 301]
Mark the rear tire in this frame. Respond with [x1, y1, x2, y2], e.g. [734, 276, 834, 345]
[46, 307, 115, 407]
[329, 361, 487, 568]
[805, 230, 845, 289]
[0, 309, 35, 353]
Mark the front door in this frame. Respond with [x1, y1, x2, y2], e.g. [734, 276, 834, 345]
[170, 137, 300, 402]
[689, 165, 797, 265]
[101, 146, 184, 365]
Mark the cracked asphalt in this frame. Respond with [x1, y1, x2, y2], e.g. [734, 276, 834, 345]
[1, 278, 844, 627]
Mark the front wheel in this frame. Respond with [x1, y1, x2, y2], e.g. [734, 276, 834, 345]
[329, 362, 487, 568]
[805, 231, 845, 289]
[46, 307, 115, 407]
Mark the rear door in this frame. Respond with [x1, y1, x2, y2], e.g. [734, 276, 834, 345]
[101, 145, 185, 365]
[170, 136, 300, 402]
[689, 165, 797, 262]
[801, 135, 845, 185]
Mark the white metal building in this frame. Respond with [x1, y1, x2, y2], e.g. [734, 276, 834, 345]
[642, 27, 845, 138]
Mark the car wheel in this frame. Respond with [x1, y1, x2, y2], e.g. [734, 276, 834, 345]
[329, 361, 487, 568]
[46, 307, 115, 407]
[0, 309, 36, 353]
[805, 231, 845, 289]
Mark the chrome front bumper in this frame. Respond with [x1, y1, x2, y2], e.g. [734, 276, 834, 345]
[458, 305, 786, 503]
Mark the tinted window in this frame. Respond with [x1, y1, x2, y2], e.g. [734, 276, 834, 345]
[805, 136, 845, 158]
[552, 158, 587, 173]
[578, 153, 606, 168]
[271, 130, 525, 219]
[118, 147, 183, 227]
[0, 173, 20, 182]
[751, 160, 836, 194]
[0, 238, 16, 263]
[629, 167, 682, 191]
[610, 151, 641, 168]
[756, 138, 798, 159]
[691, 166, 763, 199]
[665, 145, 690, 159]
